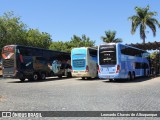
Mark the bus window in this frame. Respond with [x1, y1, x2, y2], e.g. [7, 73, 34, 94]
[121, 46, 142, 57]
[99, 45, 116, 65]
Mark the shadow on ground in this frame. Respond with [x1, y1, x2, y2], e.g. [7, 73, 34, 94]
[6, 77, 75, 83]
[102, 76, 159, 83]
[76, 77, 100, 81]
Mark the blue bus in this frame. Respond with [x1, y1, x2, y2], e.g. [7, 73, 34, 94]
[98, 43, 150, 81]
[71, 47, 98, 79]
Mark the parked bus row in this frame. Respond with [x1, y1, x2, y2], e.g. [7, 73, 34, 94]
[71, 43, 150, 81]
[1, 43, 150, 81]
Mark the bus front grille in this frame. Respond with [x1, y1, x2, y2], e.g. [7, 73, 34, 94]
[3, 59, 14, 68]
[73, 59, 85, 68]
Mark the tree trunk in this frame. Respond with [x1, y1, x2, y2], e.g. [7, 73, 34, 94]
[142, 38, 145, 44]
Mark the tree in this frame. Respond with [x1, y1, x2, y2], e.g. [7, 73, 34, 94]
[49, 41, 66, 51]
[49, 34, 95, 52]
[101, 30, 122, 43]
[26, 29, 52, 49]
[0, 11, 27, 49]
[0, 11, 52, 52]
[150, 51, 158, 59]
[128, 5, 160, 43]
[70, 35, 95, 48]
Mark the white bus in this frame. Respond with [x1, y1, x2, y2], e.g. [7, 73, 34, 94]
[71, 47, 98, 79]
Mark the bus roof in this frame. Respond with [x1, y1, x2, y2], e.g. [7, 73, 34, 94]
[99, 43, 147, 52]
[72, 47, 97, 50]
[3, 44, 70, 54]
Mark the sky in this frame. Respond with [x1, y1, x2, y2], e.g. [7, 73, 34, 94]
[0, 0, 160, 46]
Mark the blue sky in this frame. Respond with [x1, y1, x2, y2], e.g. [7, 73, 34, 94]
[0, 0, 160, 46]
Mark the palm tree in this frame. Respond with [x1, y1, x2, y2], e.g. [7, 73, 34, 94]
[101, 30, 122, 43]
[128, 5, 160, 43]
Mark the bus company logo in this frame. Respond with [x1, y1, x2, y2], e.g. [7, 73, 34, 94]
[2, 112, 12, 117]
[4, 46, 14, 52]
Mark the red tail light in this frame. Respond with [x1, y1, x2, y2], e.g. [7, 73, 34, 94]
[98, 65, 100, 73]
[116, 64, 120, 73]
[70, 65, 72, 70]
[19, 54, 23, 63]
[85, 65, 89, 72]
[70, 66, 73, 72]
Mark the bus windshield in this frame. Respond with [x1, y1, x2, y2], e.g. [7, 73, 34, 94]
[99, 45, 116, 65]
[72, 54, 86, 68]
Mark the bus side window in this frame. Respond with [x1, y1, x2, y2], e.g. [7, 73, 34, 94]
[89, 49, 97, 57]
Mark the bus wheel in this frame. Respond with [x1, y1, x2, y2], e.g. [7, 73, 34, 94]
[82, 77, 85, 80]
[87, 77, 91, 80]
[32, 73, 38, 81]
[67, 72, 72, 78]
[58, 75, 62, 78]
[147, 71, 150, 77]
[20, 78, 25, 82]
[41, 73, 46, 80]
[19, 72, 25, 81]
[132, 72, 135, 80]
[127, 72, 132, 80]
[109, 79, 113, 82]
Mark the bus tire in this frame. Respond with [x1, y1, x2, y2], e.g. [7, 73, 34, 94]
[146, 71, 150, 77]
[58, 75, 62, 78]
[87, 77, 91, 80]
[41, 73, 46, 80]
[32, 73, 39, 81]
[20, 78, 25, 82]
[67, 72, 72, 78]
[127, 72, 132, 80]
[82, 77, 85, 80]
[19, 72, 25, 81]
[132, 72, 135, 80]
[109, 79, 113, 82]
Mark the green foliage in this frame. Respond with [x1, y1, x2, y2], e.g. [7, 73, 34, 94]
[128, 5, 160, 43]
[0, 11, 52, 54]
[49, 35, 95, 52]
[70, 35, 95, 48]
[49, 41, 67, 51]
[0, 11, 27, 48]
[150, 51, 158, 59]
[101, 30, 122, 43]
[26, 29, 51, 49]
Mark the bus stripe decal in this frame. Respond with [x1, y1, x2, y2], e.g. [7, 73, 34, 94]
[2, 54, 7, 59]
[2, 53, 14, 59]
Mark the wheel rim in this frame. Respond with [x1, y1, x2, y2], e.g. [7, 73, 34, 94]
[127, 74, 130, 79]
[132, 73, 135, 80]
[42, 74, 45, 79]
[128, 73, 131, 80]
[33, 74, 38, 80]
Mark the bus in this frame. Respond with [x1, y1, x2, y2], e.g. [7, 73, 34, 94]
[71, 47, 98, 79]
[98, 43, 150, 81]
[2, 45, 71, 81]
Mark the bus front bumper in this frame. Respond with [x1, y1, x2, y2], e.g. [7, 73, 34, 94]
[3, 71, 22, 79]
[98, 73, 120, 79]
[72, 71, 90, 77]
